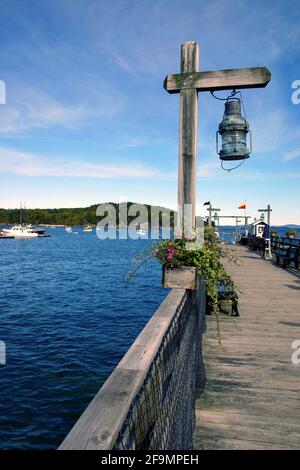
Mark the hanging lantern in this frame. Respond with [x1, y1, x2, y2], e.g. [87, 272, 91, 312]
[216, 98, 252, 161]
[214, 212, 218, 221]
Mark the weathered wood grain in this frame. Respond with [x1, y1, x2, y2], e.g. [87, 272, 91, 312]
[164, 67, 271, 94]
[194, 246, 300, 450]
[177, 41, 198, 233]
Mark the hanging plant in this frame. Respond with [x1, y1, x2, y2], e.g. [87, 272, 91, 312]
[127, 226, 239, 318]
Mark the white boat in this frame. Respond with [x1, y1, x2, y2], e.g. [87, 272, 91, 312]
[83, 224, 93, 232]
[65, 226, 72, 233]
[136, 228, 146, 236]
[3, 225, 39, 238]
[2, 204, 47, 238]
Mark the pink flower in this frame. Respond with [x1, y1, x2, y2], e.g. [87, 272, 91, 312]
[166, 246, 176, 261]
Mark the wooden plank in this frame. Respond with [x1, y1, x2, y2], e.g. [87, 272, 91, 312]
[164, 66, 271, 94]
[196, 409, 300, 430]
[195, 422, 300, 447]
[194, 246, 300, 450]
[194, 435, 297, 451]
[177, 41, 198, 234]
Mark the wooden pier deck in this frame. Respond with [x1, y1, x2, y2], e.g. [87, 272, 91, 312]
[194, 246, 300, 450]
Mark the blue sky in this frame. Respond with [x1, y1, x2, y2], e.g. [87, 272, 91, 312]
[0, 0, 299, 224]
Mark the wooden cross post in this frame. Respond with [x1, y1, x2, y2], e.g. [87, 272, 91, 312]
[209, 207, 220, 226]
[164, 41, 271, 236]
[258, 204, 272, 226]
[258, 204, 273, 259]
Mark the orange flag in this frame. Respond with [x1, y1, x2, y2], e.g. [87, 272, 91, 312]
[238, 203, 246, 209]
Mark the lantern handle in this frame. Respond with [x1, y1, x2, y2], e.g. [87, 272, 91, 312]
[211, 90, 248, 120]
[211, 89, 238, 101]
[221, 158, 247, 173]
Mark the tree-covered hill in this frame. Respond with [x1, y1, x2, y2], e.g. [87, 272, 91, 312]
[0, 203, 176, 227]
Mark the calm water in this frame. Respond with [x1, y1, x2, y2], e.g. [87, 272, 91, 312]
[0, 229, 167, 450]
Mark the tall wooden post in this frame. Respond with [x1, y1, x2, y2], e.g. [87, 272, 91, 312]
[207, 206, 220, 227]
[178, 41, 199, 235]
[267, 204, 271, 226]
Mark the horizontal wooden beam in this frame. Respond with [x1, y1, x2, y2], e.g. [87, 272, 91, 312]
[217, 215, 252, 219]
[164, 67, 271, 94]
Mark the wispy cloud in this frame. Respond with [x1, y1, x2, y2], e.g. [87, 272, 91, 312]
[120, 137, 145, 148]
[0, 85, 127, 135]
[282, 149, 300, 162]
[107, 49, 141, 79]
[197, 160, 220, 178]
[250, 108, 300, 154]
[0, 147, 157, 178]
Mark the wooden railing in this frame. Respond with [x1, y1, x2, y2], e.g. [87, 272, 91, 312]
[59, 280, 206, 450]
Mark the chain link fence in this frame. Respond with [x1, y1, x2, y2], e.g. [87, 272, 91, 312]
[114, 280, 206, 450]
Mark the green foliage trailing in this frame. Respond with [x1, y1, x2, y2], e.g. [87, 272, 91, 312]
[128, 226, 238, 317]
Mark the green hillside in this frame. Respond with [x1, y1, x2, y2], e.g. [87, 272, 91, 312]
[0, 203, 176, 227]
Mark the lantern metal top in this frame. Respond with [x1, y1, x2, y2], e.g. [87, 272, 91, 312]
[219, 100, 249, 132]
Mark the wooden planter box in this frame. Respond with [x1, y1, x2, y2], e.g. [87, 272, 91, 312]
[163, 266, 198, 290]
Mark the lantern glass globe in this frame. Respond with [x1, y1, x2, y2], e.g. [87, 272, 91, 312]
[217, 99, 251, 161]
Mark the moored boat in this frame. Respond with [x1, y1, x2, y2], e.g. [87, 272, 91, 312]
[2, 225, 39, 238]
[2, 204, 49, 238]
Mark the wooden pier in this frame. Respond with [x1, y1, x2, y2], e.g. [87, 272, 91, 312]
[194, 246, 300, 450]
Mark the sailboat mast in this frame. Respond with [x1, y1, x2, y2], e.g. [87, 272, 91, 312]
[20, 202, 23, 226]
